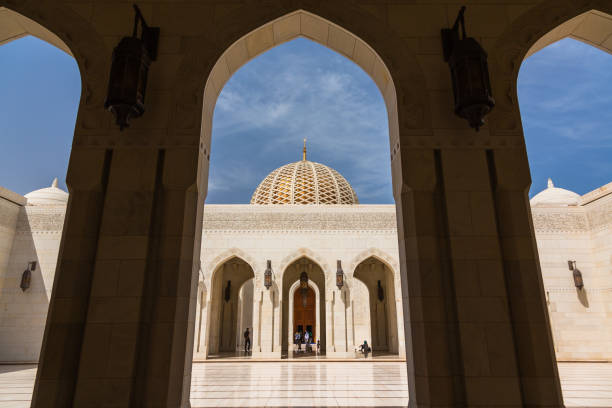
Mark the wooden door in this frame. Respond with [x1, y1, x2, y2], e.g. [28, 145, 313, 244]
[294, 287, 315, 340]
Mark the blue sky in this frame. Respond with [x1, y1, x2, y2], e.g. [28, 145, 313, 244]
[518, 38, 612, 196]
[0, 36, 609, 202]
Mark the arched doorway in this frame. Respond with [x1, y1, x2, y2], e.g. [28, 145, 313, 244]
[293, 286, 315, 342]
[281, 257, 326, 355]
[353, 257, 399, 354]
[206, 257, 255, 356]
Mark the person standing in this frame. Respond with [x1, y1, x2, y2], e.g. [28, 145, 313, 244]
[244, 328, 251, 353]
[304, 331, 310, 351]
[294, 331, 300, 351]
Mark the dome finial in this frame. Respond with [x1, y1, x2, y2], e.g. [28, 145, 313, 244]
[547, 178, 554, 188]
[52, 177, 58, 188]
[302, 138, 307, 161]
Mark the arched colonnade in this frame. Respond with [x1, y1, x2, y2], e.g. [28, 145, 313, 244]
[193, 252, 404, 359]
[1, 1, 611, 406]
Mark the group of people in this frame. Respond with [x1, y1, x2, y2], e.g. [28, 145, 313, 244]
[294, 330, 319, 353]
[246, 327, 371, 357]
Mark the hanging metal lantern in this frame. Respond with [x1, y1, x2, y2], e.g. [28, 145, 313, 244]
[568, 261, 584, 290]
[442, 6, 495, 131]
[300, 271, 309, 307]
[105, 5, 159, 130]
[20, 261, 35, 292]
[335, 260, 344, 290]
[377, 280, 384, 302]
[264, 260, 273, 290]
[299, 271, 308, 290]
[224, 280, 231, 302]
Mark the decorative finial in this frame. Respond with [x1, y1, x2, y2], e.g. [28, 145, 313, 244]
[547, 178, 554, 188]
[52, 178, 58, 188]
[302, 138, 307, 161]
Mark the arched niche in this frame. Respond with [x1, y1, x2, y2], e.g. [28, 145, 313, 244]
[206, 257, 255, 356]
[281, 256, 326, 354]
[287, 280, 321, 353]
[353, 256, 399, 354]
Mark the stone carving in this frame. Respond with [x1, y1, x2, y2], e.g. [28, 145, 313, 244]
[202, 211, 397, 232]
[16, 208, 66, 233]
[532, 211, 588, 233]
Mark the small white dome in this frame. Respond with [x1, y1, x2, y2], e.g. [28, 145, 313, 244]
[25, 178, 69, 206]
[530, 178, 580, 206]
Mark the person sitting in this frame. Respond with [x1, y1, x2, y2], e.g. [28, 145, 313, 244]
[358, 340, 371, 356]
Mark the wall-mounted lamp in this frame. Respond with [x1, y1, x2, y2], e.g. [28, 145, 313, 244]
[224, 280, 231, 302]
[299, 271, 309, 307]
[336, 260, 344, 290]
[264, 260, 273, 290]
[441, 6, 495, 131]
[377, 280, 385, 302]
[568, 260, 584, 290]
[105, 4, 159, 130]
[20, 261, 36, 292]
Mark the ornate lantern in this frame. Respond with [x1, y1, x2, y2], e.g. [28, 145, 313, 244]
[442, 6, 495, 131]
[299, 271, 309, 307]
[377, 280, 384, 302]
[224, 280, 231, 302]
[336, 260, 344, 290]
[105, 5, 159, 130]
[264, 260, 273, 290]
[20, 261, 36, 292]
[568, 261, 584, 290]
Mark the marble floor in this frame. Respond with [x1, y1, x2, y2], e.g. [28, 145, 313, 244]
[0, 362, 611, 407]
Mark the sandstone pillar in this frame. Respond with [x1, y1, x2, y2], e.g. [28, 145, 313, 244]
[395, 147, 563, 407]
[32, 146, 203, 408]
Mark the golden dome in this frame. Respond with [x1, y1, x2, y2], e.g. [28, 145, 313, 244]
[251, 142, 358, 205]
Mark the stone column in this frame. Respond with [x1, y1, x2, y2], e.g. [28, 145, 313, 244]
[32, 145, 203, 408]
[251, 289, 262, 354]
[394, 147, 563, 407]
[489, 148, 564, 406]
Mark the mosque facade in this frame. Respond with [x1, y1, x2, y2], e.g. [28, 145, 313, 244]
[0, 155, 610, 363]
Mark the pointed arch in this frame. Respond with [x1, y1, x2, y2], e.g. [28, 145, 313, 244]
[0, 2, 109, 136]
[278, 247, 329, 278]
[206, 248, 258, 278]
[490, 2, 612, 134]
[348, 248, 399, 278]
[171, 5, 431, 162]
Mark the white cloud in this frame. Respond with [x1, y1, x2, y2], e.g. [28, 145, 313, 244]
[208, 38, 392, 203]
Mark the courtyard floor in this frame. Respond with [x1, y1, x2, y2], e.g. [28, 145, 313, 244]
[0, 362, 611, 407]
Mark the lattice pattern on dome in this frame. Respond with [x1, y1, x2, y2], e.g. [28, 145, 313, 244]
[250, 160, 358, 205]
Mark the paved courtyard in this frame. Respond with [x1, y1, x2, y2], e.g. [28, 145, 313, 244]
[0, 362, 611, 407]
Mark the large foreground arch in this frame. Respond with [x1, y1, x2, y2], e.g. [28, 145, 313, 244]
[18, 1, 572, 407]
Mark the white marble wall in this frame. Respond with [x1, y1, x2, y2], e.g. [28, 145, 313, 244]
[0, 185, 610, 363]
[533, 184, 612, 361]
[0, 203, 65, 362]
[0, 188, 24, 297]
[198, 204, 405, 358]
